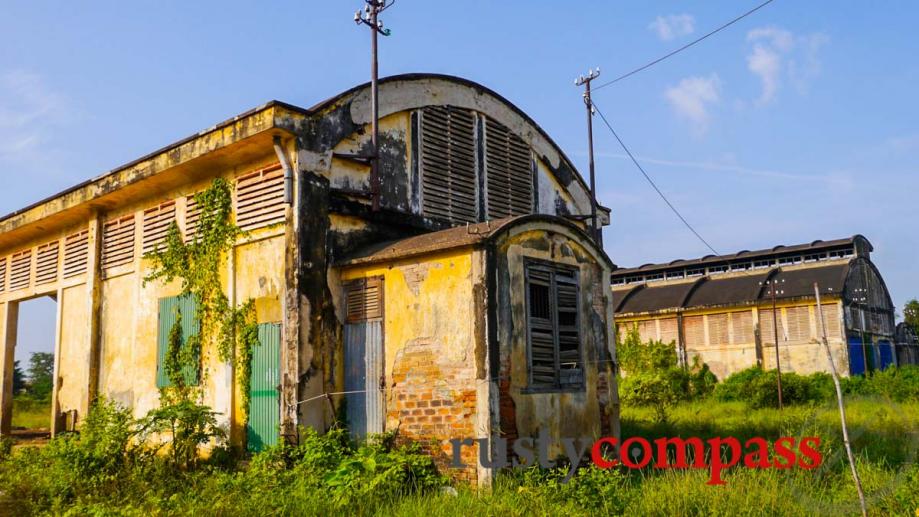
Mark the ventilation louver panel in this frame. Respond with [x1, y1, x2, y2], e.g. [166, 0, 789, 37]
[485, 117, 533, 219]
[760, 309, 785, 344]
[731, 311, 755, 344]
[683, 315, 704, 348]
[659, 318, 679, 345]
[184, 194, 202, 242]
[35, 241, 59, 285]
[786, 306, 811, 342]
[345, 277, 383, 323]
[235, 165, 286, 232]
[102, 215, 136, 270]
[63, 230, 89, 278]
[708, 314, 729, 346]
[143, 200, 176, 254]
[420, 106, 478, 224]
[0, 257, 7, 293]
[9, 249, 32, 291]
[820, 304, 841, 339]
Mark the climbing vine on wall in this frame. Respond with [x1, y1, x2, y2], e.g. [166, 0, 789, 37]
[145, 178, 262, 426]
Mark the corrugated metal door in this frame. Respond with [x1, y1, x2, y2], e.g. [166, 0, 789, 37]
[156, 294, 200, 388]
[344, 278, 384, 439]
[248, 323, 281, 452]
[878, 340, 894, 370]
[848, 336, 865, 375]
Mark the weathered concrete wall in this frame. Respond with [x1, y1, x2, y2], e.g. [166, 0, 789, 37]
[339, 248, 483, 482]
[617, 298, 851, 380]
[494, 225, 617, 461]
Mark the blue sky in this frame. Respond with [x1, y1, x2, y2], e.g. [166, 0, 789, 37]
[2, 1, 916, 363]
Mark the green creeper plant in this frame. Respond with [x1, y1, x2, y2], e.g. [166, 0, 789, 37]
[144, 178, 262, 429]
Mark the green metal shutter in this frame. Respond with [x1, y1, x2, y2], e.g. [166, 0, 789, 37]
[156, 294, 200, 388]
[248, 323, 281, 452]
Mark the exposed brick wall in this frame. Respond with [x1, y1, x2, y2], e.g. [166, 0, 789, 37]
[388, 342, 478, 482]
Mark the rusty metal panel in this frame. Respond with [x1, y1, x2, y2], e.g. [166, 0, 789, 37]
[484, 117, 533, 218]
[63, 230, 89, 278]
[142, 200, 176, 255]
[235, 164, 285, 232]
[420, 106, 478, 224]
[248, 323, 281, 452]
[9, 249, 32, 291]
[35, 240, 60, 285]
[102, 215, 135, 270]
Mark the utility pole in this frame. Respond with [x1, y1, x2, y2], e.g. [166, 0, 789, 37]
[763, 278, 785, 409]
[355, 0, 393, 212]
[575, 68, 601, 243]
[815, 282, 868, 517]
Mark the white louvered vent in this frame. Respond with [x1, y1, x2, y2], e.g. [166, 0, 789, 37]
[143, 200, 177, 254]
[485, 117, 533, 219]
[35, 241, 60, 285]
[0, 257, 7, 293]
[9, 249, 32, 291]
[420, 106, 478, 224]
[63, 230, 89, 278]
[184, 193, 202, 242]
[235, 164, 286, 232]
[102, 215, 136, 270]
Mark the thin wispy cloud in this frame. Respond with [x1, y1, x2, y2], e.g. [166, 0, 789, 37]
[664, 74, 721, 135]
[0, 70, 67, 160]
[648, 14, 695, 41]
[593, 151, 855, 189]
[745, 27, 829, 105]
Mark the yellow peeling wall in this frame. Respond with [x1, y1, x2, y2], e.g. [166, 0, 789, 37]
[339, 248, 483, 480]
[615, 298, 850, 380]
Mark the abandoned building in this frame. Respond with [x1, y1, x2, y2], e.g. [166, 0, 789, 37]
[0, 73, 619, 483]
[611, 236, 897, 380]
[896, 322, 919, 366]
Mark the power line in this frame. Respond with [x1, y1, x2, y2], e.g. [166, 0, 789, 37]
[591, 101, 719, 255]
[593, 0, 777, 91]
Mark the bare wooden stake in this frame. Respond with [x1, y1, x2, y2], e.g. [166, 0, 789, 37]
[814, 282, 867, 517]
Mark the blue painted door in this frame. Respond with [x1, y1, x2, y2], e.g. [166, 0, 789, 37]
[848, 336, 865, 375]
[878, 341, 894, 370]
[247, 323, 281, 452]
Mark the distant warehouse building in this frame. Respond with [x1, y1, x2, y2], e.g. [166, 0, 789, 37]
[611, 236, 897, 380]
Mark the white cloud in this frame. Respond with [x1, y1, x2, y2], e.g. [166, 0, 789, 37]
[745, 27, 829, 105]
[648, 14, 695, 41]
[0, 70, 67, 161]
[664, 74, 721, 134]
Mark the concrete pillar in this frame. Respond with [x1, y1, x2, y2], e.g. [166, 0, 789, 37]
[86, 217, 103, 412]
[0, 301, 19, 435]
[50, 288, 64, 435]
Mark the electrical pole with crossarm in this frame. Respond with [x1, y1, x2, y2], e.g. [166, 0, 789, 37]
[575, 68, 601, 244]
[354, 0, 393, 212]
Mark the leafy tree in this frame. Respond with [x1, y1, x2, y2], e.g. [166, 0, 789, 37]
[12, 360, 25, 394]
[905, 299, 919, 335]
[26, 352, 54, 400]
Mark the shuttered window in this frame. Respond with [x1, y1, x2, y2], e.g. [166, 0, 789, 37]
[102, 215, 136, 270]
[683, 315, 704, 348]
[731, 311, 755, 345]
[143, 200, 177, 255]
[786, 306, 811, 342]
[0, 257, 7, 293]
[35, 241, 59, 285]
[760, 309, 785, 345]
[659, 318, 679, 345]
[235, 164, 286, 232]
[63, 230, 89, 278]
[345, 277, 383, 323]
[156, 294, 200, 388]
[819, 304, 841, 339]
[484, 117, 533, 218]
[184, 193, 202, 242]
[9, 250, 32, 291]
[420, 106, 478, 224]
[637, 320, 657, 343]
[708, 314, 729, 347]
[525, 261, 582, 390]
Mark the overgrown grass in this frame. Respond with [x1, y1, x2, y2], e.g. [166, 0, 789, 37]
[11, 396, 50, 430]
[1, 396, 917, 515]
